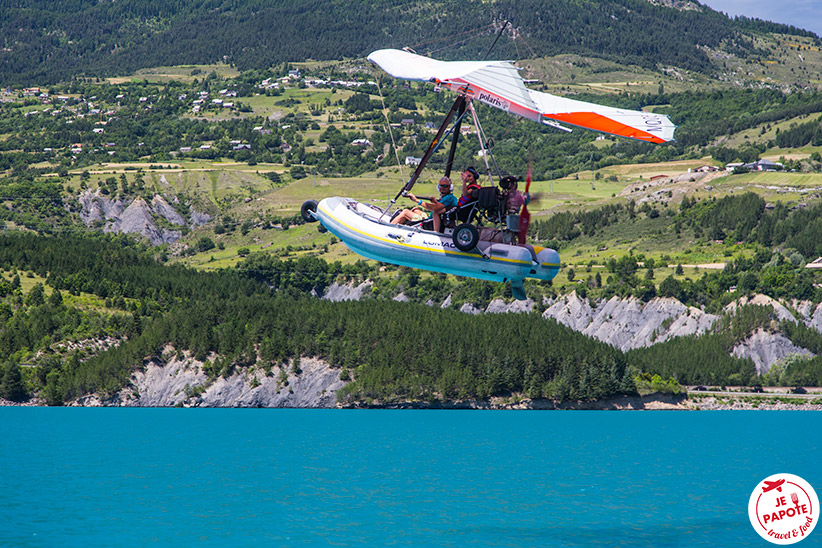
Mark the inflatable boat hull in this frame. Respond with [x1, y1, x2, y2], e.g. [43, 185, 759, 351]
[316, 197, 560, 284]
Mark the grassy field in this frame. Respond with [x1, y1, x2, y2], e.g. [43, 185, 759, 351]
[242, 87, 358, 119]
[714, 112, 822, 150]
[106, 64, 240, 84]
[0, 269, 123, 315]
[707, 171, 822, 204]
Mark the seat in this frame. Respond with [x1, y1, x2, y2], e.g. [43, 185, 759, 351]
[455, 201, 476, 224]
[477, 186, 501, 209]
[440, 206, 460, 230]
[471, 187, 505, 227]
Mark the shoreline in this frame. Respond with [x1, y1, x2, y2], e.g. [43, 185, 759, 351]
[342, 393, 822, 410]
[3, 392, 821, 410]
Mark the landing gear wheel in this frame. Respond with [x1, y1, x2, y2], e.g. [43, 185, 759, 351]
[301, 200, 319, 222]
[453, 223, 479, 252]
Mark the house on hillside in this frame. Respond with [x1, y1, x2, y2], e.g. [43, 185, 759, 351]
[753, 159, 783, 171]
[405, 156, 421, 166]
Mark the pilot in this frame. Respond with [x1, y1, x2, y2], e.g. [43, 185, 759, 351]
[392, 176, 458, 232]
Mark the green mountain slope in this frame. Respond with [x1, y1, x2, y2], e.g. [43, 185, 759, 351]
[1, 0, 817, 85]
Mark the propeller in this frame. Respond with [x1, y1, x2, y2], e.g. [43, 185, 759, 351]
[525, 191, 543, 207]
[518, 164, 532, 245]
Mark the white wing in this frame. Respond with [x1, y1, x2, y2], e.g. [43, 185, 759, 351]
[368, 49, 675, 144]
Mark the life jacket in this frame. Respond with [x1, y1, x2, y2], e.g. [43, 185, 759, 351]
[458, 183, 481, 207]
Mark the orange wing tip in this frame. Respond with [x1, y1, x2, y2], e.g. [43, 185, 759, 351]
[545, 112, 672, 144]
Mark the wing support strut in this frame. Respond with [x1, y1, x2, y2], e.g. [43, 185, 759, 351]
[379, 95, 468, 220]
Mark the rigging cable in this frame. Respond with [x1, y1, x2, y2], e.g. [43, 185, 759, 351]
[374, 76, 404, 182]
[498, 116, 522, 140]
[408, 23, 497, 55]
[513, 26, 538, 59]
[467, 101, 500, 184]
[426, 36, 478, 57]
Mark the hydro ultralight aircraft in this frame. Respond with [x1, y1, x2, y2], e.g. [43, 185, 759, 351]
[302, 47, 676, 300]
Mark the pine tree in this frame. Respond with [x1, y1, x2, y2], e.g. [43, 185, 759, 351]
[1, 363, 27, 402]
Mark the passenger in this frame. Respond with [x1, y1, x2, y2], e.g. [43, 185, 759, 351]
[392, 176, 458, 232]
[499, 175, 536, 258]
[458, 166, 482, 208]
[479, 175, 535, 255]
[499, 175, 530, 214]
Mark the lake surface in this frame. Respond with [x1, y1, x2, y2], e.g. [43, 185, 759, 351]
[1, 409, 820, 547]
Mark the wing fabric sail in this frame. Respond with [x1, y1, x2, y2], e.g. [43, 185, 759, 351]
[367, 49, 675, 144]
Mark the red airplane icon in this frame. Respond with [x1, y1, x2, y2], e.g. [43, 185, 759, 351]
[762, 479, 785, 493]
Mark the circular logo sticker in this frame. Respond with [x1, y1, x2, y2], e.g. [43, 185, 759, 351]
[749, 473, 819, 544]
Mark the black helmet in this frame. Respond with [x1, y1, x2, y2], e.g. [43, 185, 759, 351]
[499, 175, 518, 190]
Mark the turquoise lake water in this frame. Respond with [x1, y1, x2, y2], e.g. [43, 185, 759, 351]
[1, 409, 820, 547]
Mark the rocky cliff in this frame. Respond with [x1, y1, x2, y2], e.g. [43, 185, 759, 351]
[78, 189, 212, 245]
[542, 293, 719, 351]
[543, 292, 821, 373]
[73, 352, 345, 408]
[730, 328, 813, 374]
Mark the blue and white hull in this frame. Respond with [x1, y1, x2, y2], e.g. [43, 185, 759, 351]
[316, 197, 560, 286]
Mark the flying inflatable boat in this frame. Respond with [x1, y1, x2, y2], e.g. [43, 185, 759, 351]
[302, 45, 676, 300]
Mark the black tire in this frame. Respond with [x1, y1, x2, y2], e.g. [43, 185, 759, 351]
[453, 223, 479, 252]
[301, 200, 319, 222]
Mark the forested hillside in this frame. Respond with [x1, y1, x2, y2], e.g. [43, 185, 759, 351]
[3, 232, 822, 405]
[0, 232, 654, 404]
[6, 242, 817, 407]
[0, 0, 816, 84]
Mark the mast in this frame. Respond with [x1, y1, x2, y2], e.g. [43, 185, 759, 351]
[391, 95, 465, 200]
[443, 99, 465, 178]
